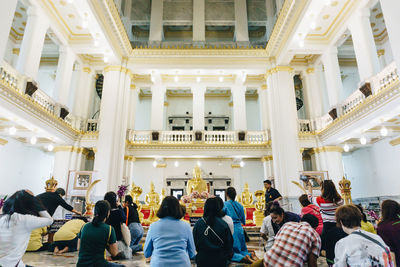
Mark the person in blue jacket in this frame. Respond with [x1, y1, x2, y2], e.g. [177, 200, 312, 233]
[144, 196, 195, 267]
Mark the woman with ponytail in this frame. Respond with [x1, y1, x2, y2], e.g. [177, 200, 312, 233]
[77, 200, 125, 267]
[0, 190, 53, 267]
[193, 197, 233, 267]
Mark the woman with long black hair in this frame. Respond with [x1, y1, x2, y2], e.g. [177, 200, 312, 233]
[0, 190, 53, 267]
[193, 197, 233, 267]
[77, 200, 125, 267]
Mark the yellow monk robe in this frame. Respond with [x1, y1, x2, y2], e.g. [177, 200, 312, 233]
[54, 219, 86, 241]
[26, 227, 47, 251]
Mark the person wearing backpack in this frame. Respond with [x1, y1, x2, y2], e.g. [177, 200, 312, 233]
[334, 205, 394, 267]
[193, 197, 233, 267]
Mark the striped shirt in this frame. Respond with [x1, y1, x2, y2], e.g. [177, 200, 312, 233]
[308, 195, 343, 223]
[264, 222, 321, 267]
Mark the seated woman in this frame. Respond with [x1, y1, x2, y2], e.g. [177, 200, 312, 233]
[144, 196, 195, 267]
[52, 217, 87, 255]
[356, 204, 376, 234]
[223, 187, 258, 264]
[0, 190, 53, 267]
[269, 202, 300, 235]
[260, 202, 275, 252]
[193, 197, 233, 267]
[123, 195, 143, 253]
[215, 197, 234, 235]
[26, 227, 48, 252]
[77, 200, 125, 267]
[334, 205, 393, 266]
[299, 194, 323, 235]
[104, 191, 131, 259]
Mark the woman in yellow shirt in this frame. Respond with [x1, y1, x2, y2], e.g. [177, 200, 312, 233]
[356, 204, 376, 234]
[52, 217, 87, 255]
[26, 227, 48, 252]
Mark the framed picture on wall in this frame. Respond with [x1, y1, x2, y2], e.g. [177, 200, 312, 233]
[214, 189, 226, 201]
[66, 171, 95, 197]
[299, 171, 329, 194]
[171, 189, 184, 200]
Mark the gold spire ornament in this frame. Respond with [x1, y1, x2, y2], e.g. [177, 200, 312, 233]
[45, 176, 58, 192]
[253, 190, 266, 226]
[84, 179, 101, 216]
[339, 176, 352, 204]
[130, 182, 144, 221]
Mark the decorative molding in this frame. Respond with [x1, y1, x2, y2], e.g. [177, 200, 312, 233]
[265, 66, 294, 78]
[377, 49, 385, 57]
[127, 142, 271, 150]
[82, 67, 92, 73]
[12, 48, 20, 55]
[231, 164, 241, 168]
[306, 68, 315, 74]
[130, 48, 269, 58]
[389, 137, 400, 146]
[312, 146, 343, 154]
[261, 84, 267, 90]
[156, 163, 167, 168]
[261, 155, 273, 162]
[124, 155, 136, 161]
[0, 138, 8, 145]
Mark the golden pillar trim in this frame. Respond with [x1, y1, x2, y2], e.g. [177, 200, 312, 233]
[82, 67, 91, 73]
[300, 148, 305, 153]
[156, 163, 167, 168]
[261, 155, 273, 162]
[54, 146, 74, 152]
[164, 101, 169, 106]
[312, 146, 343, 154]
[228, 101, 233, 107]
[261, 84, 267, 90]
[104, 66, 132, 76]
[231, 164, 241, 168]
[306, 67, 315, 74]
[12, 48, 20, 55]
[130, 84, 136, 90]
[389, 137, 400, 146]
[124, 155, 136, 161]
[265, 66, 294, 78]
[93, 148, 98, 153]
[0, 138, 8, 145]
[377, 49, 385, 57]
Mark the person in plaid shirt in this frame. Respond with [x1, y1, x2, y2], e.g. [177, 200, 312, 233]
[264, 214, 321, 267]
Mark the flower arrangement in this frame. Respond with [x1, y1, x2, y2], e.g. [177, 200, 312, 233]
[117, 185, 129, 200]
[0, 195, 7, 210]
[181, 195, 192, 204]
[191, 191, 201, 199]
[200, 191, 209, 199]
[367, 210, 379, 221]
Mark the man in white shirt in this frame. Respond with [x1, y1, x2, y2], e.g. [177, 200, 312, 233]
[334, 205, 394, 267]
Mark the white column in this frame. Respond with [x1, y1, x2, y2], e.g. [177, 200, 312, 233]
[16, 6, 48, 80]
[232, 165, 241, 191]
[377, 49, 386, 70]
[265, 0, 275, 40]
[302, 67, 323, 118]
[266, 66, 302, 197]
[123, 156, 135, 186]
[149, 0, 163, 45]
[150, 85, 166, 130]
[322, 46, 343, 108]
[234, 0, 249, 44]
[313, 147, 344, 184]
[232, 85, 247, 130]
[0, 0, 18, 60]
[53, 147, 84, 189]
[276, 0, 284, 12]
[73, 66, 94, 119]
[54, 46, 75, 108]
[127, 84, 138, 129]
[262, 156, 273, 179]
[348, 7, 380, 81]
[258, 86, 269, 130]
[380, 0, 400, 69]
[192, 86, 206, 131]
[94, 66, 131, 194]
[193, 0, 205, 44]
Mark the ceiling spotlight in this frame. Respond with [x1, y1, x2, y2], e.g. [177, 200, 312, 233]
[360, 136, 367, 145]
[93, 39, 99, 47]
[197, 161, 201, 167]
[30, 136, 37, 145]
[324, 0, 332, 5]
[196, 77, 201, 83]
[9, 126, 16, 135]
[299, 40, 305, 47]
[343, 143, 350, 152]
[174, 76, 179, 82]
[81, 19, 88, 29]
[152, 160, 157, 168]
[47, 144, 54, 152]
[174, 161, 179, 167]
[380, 126, 388, 137]
[151, 75, 156, 83]
[103, 55, 109, 63]
[310, 21, 317, 30]
[219, 76, 224, 82]
[240, 161, 245, 168]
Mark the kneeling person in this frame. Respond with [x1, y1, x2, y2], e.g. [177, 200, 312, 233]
[52, 217, 87, 255]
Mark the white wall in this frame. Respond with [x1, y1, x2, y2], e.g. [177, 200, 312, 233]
[135, 97, 151, 130]
[37, 65, 57, 98]
[343, 138, 400, 199]
[0, 138, 55, 196]
[130, 158, 264, 201]
[341, 69, 360, 101]
[246, 97, 261, 130]
[205, 97, 231, 117]
[166, 96, 193, 117]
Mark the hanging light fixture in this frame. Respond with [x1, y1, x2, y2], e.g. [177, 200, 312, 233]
[360, 136, 367, 145]
[9, 126, 16, 135]
[380, 126, 388, 137]
[343, 143, 350, 152]
[47, 144, 54, 152]
[30, 136, 37, 145]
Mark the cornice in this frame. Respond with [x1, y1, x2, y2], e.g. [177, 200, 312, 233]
[130, 48, 269, 58]
[389, 137, 400, 146]
[0, 138, 8, 145]
[265, 66, 294, 78]
[127, 142, 271, 150]
[312, 146, 343, 154]
[261, 155, 273, 162]
[124, 155, 136, 161]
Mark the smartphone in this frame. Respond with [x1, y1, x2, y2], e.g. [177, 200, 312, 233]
[300, 175, 309, 182]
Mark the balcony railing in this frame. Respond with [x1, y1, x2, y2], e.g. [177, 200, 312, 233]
[298, 61, 399, 134]
[31, 89, 57, 115]
[127, 130, 269, 145]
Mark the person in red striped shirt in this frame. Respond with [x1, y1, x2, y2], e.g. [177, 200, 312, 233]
[307, 180, 346, 266]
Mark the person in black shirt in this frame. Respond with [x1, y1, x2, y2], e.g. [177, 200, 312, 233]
[123, 195, 143, 253]
[264, 179, 282, 205]
[36, 188, 81, 217]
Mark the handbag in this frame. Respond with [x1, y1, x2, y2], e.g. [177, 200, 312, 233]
[121, 223, 131, 246]
[229, 202, 250, 242]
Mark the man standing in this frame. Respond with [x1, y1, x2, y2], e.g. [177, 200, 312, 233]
[264, 179, 282, 205]
[37, 188, 81, 217]
[264, 214, 321, 267]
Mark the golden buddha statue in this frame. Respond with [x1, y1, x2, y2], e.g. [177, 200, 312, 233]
[45, 176, 58, 192]
[161, 188, 166, 201]
[187, 166, 208, 195]
[253, 190, 266, 226]
[239, 183, 254, 208]
[144, 182, 160, 224]
[130, 182, 144, 221]
[339, 176, 352, 205]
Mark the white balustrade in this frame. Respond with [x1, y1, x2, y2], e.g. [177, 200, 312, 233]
[204, 131, 236, 144]
[0, 61, 25, 92]
[160, 131, 193, 143]
[369, 61, 399, 93]
[128, 130, 152, 144]
[340, 90, 365, 116]
[246, 131, 269, 143]
[298, 120, 313, 133]
[31, 89, 56, 115]
[86, 119, 98, 132]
